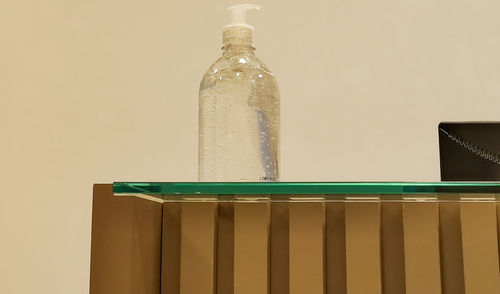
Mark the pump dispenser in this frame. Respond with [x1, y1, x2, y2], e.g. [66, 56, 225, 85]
[223, 4, 260, 46]
[198, 4, 280, 182]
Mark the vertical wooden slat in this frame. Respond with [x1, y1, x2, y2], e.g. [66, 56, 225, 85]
[497, 198, 500, 272]
[460, 200, 500, 294]
[439, 202, 465, 294]
[289, 201, 325, 294]
[403, 201, 441, 294]
[180, 202, 217, 294]
[90, 184, 163, 294]
[234, 202, 270, 294]
[381, 202, 406, 294]
[162, 202, 181, 294]
[270, 202, 289, 294]
[326, 202, 346, 294]
[217, 202, 234, 294]
[345, 200, 381, 294]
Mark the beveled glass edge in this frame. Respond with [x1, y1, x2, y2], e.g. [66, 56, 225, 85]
[113, 181, 500, 196]
[115, 193, 500, 203]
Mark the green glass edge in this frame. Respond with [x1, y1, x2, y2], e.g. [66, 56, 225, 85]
[113, 182, 500, 195]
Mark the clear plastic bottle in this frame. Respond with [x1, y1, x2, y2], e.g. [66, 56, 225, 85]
[199, 4, 280, 182]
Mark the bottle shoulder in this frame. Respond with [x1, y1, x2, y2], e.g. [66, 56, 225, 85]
[201, 54, 278, 91]
[204, 53, 274, 77]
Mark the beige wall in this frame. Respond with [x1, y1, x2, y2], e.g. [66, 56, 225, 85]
[1, 0, 499, 292]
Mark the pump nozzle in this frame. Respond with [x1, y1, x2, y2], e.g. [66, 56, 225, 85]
[226, 4, 261, 30]
[223, 4, 261, 46]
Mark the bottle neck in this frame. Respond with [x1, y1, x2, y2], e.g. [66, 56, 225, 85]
[222, 44, 255, 55]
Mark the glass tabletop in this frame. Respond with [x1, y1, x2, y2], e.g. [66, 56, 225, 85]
[113, 182, 500, 202]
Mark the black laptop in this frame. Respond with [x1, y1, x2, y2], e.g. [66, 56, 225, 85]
[439, 122, 500, 181]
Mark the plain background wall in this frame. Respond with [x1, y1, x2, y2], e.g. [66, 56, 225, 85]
[1, 0, 499, 292]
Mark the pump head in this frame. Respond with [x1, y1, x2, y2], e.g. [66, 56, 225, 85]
[223, 4, 261, 46]
[225, 4, 261, 30]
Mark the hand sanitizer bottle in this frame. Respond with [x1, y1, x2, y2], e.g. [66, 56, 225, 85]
[199, 4, 280, 182]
